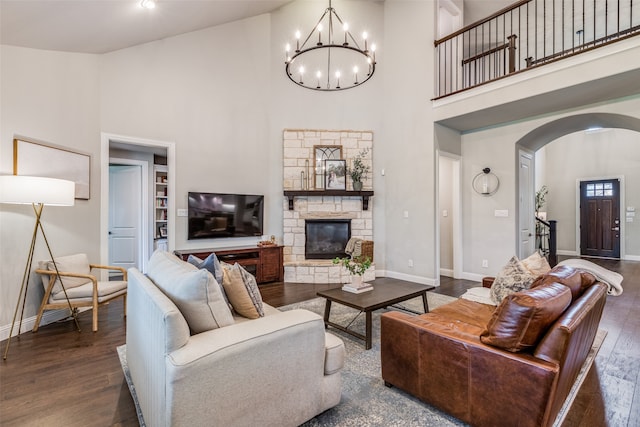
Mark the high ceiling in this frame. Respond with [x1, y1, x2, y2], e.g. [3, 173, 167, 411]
[0, 0, 511, 54]
[0, 0, 293, 54]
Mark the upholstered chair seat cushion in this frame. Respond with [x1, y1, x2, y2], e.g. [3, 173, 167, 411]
[50, 280, 127, 302]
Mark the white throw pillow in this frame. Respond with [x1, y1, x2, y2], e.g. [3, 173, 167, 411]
[147, 250, 234, 334]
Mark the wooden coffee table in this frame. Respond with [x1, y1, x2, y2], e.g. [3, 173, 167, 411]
[317, 281, 435, 350]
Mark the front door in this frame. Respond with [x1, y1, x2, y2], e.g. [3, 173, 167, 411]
[580, 179, 620, 258]
[109, 165, 142, 273]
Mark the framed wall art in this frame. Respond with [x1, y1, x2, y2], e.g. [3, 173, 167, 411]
[13, 138, 91, 200]
[314, 145, 342, 189]
[324, 159, 346, 190]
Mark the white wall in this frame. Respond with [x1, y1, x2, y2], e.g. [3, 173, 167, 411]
[379, 0, 438, 284]
[100, 15, 274, 251]
[0, 46, 101, 333]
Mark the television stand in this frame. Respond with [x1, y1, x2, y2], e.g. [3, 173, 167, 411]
[174, 245, 284, 284]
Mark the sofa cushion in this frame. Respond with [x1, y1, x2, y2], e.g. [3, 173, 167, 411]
[147, 250, 234, 334]
[490, 256, 537, 304]
[481, 282, 572, 352]
[531, 265, 597, 301]
[221, 263, 263, 319]
[521, 251, 552, 276]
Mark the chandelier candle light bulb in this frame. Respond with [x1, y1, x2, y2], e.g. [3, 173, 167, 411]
[317, 24, 323, 45]
[335, 70, 341, 89]
[343, 22, 349, 45]
[295, 30, 301, 51]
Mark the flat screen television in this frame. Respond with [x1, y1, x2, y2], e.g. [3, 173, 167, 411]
[188, 192, 264, 240]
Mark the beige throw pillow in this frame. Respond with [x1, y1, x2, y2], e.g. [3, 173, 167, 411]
[490, 256, 537, 304]
[221, 263, 262, 319]
[521, 251, 552, 276]
[40, 253, 92, 295]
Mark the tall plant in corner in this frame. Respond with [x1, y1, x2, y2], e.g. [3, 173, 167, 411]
[535, 185, 548, 217]
[349, 148, 370, 191]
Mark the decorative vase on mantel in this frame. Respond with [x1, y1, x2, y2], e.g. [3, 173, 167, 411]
[353, 181, 363, 191]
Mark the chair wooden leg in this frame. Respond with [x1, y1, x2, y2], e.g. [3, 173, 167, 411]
[32, 304, 46, 333]
[33, 276, 56, 333]
[123, 294, 127, 318]
[92, 301, 98, 332]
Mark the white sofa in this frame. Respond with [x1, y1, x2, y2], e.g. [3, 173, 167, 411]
[126, 251, 345, 427]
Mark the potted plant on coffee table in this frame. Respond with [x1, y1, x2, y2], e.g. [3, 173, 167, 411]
[349, 148, 370, 191]
[333, 256, 373, 293]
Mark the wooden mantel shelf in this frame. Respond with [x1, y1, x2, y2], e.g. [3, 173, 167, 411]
[284, 190, 374, 210]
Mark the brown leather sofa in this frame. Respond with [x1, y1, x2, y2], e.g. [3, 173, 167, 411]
[380, 265, 607, 427]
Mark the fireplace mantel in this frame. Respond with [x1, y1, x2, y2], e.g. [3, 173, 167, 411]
[284, 190, 374, 210]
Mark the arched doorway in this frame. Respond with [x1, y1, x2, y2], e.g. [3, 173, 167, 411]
[515, 113, 640, 260]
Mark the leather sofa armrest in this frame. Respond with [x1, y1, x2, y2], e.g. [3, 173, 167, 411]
[381, 311, 560, 427]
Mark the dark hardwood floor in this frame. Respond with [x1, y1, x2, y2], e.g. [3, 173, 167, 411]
[0, 259, 637, 426]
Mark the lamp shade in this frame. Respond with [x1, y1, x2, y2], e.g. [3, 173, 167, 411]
[0, 175, 75, 206]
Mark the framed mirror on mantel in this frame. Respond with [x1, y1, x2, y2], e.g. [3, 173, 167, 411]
[314, 145, 342, 189]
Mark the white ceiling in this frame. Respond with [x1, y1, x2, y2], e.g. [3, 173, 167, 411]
[0, 0, 293, 54]
[0, 0, 510, 54]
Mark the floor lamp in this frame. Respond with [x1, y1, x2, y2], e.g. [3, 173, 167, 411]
[0, 175, 77, 360]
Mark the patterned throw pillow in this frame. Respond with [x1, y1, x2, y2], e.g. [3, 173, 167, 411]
[490, 256, 537, 304]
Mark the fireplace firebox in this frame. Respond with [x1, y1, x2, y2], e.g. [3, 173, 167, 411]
[305, 219, 351, 259]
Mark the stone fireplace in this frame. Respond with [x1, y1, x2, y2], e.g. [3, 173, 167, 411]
[282, 129, 374, 284]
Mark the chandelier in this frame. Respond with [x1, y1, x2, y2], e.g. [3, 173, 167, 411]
[284, 0, 377, 91]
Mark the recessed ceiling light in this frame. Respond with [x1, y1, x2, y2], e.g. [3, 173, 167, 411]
[140, 0, 156, 9]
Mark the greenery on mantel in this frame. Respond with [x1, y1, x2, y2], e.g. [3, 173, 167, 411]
[349, 148, 371, 183]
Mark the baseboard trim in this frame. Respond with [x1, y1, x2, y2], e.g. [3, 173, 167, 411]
[460, 272, 484, 282]
[624, 255, 640, 261]
[439, 268, 453, 277]
[557, 250, 579, 256]
[382, 270, 439, 287]
[0, 308, 81, 341]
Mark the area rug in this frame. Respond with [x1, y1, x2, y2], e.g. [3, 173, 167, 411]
[117, 292, 606, 426]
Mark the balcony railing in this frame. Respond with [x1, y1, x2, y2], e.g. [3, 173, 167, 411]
[434, 0, 640, 99]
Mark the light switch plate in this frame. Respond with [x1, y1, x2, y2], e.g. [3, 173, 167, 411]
[494, 209, 509, 217]
[177, 209, 188, 217]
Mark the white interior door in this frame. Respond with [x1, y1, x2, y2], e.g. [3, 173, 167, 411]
[519, 151, 535, 258]
[109, 165, 142, 273]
